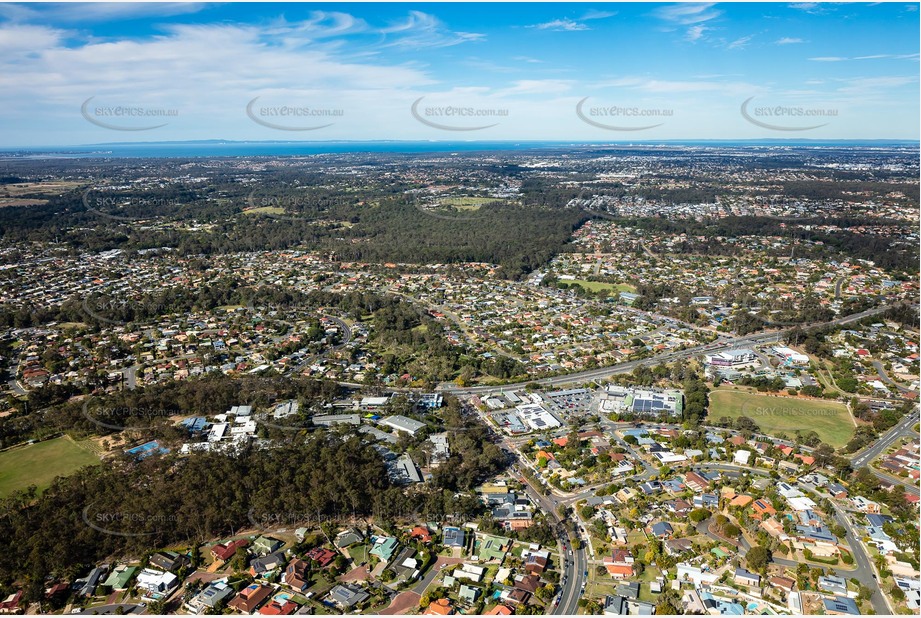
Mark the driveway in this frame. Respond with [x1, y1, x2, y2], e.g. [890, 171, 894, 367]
[412, 556, 464, 594]
[378, 591, 421, 615]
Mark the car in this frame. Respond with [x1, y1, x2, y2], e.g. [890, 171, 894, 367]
[568, 550, 573, 556]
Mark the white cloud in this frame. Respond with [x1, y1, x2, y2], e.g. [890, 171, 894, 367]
[787, 3, 829, 14]
[811, 53, 920, 62]
[0, 23, 65, 53]
[1, 2, 211, 23]
[775, 37, 804, 45]
[685, 25, 708, 42]
[529, 9, 615, 31]
[592, 76, 759, 96]
[530, 18, 590, 32]
[580, 10, 618, 21]
[727, 35, 753, 50]
[496, 79, 573, 96]
[654, 3, 721, 26]
[379, 11, 485, 49]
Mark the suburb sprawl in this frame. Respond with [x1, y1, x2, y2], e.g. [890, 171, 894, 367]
[0, 143, 918, 616]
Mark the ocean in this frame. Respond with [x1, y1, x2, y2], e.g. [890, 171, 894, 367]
[2, 140, 916, 159]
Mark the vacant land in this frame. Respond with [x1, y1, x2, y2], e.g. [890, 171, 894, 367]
[439, 196, 507, 210]
[566, 279, 637, 294]
[709, 388, 853, 448]
[243, 206, 286, 216]
[0, 436, 101, 497]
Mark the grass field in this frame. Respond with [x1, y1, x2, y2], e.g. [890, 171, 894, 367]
[567, 279, 637, 294]
[0, 436, 101, 497]
[709, 388, 853, 448]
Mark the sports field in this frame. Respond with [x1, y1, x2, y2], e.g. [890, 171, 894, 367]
[0, 436, 101, 497]
[709, 388, 853, 448]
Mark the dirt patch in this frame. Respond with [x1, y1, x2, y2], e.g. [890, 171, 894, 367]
[339, 565, 371, 583]
[378, 591, 421, 615]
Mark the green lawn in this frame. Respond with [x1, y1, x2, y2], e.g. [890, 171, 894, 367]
[0, 436, 101, 497]
[348, 544, 369, 565]
[709, 388, 853, 448]
[566, 279, 637, 294]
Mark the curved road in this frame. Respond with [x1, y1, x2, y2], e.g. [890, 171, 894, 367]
[697, 463, 890, 615]
[870, 360, 917, 395]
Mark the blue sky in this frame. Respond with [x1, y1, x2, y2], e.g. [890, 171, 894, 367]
[0, 2, 918, 145]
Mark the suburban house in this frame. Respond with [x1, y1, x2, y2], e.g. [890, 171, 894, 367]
[186, 581, 235, 613]
[734, 568, 761, 587]
[251, 535, 284, 556]
[327, 584, 369, 610]
[228, 584, 274, 613]
[249, 551, 286, 577]
[211, 539, 249, 561]
[259, 598, 299, 615]
[284, 559, 310, 591]
[424, 598, 454, 615]
[305, 547, 337, 568]
[149, 551, 189, 573]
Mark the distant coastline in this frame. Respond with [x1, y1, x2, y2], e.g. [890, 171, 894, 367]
[1, 139, 918, 160]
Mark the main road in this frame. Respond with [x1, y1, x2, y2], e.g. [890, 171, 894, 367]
[437, 303, 901, 396]
[514, 469, 588, 616]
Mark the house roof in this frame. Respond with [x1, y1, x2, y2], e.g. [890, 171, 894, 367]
[606, 564, 635, 576]
[823, 596, 860, 615]
[730, 495, 753, 507]
[424, 598, 453, 615]
[259, 599, 298, 615]
[229, 584, 273, 613]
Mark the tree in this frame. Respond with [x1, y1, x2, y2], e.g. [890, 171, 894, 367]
[689, 508, 710, 523]
[746, 546, 770, 573]
[655, 600, 679, 614]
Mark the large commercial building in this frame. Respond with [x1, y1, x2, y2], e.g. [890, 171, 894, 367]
[704, 348, 758, 368]
[601, 386, 683, 418]
[515, 403, 563, 431]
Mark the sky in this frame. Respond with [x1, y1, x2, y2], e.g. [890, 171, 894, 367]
[0, 2, 918, 146]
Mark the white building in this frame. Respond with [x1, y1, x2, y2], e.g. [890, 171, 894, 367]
[515, 403, 562, 431]
[705, 349, 758, 368]
[381, 415, 426, 435]
[676, 563, 718, 586]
